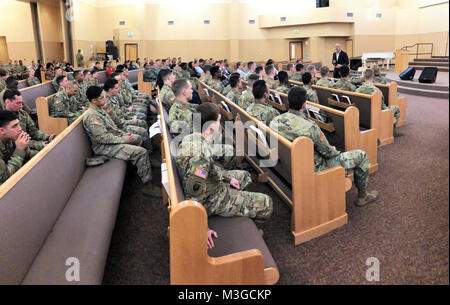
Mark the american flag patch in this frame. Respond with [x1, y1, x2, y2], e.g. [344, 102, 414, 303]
[93, 120, 102, 126]
[194, 168, 208, 180]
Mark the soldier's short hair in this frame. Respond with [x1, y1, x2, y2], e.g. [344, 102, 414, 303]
[210, 66, 220, 77]
[340, 65, 350, 78]
[110, 72, 121, 79]
[179, 62, 188, 70]
[364, 68, 374, 80]
[247, 61, 255, 70]
[83, 70, 90, 76]
[235, 61, 242, 70]
[65, 81, 78, 89]
[278, 71, 289, 85]
[248, 74, 260, 87]
[3, 89, 21, 102]
[266, 59, 274, 66]
[194, 103, 220, 133]
[295, 63, 304, 72]
[229, 75, 240, 88]
[264, 65, 274, 76]
[172, 78, 190, 97]
[0, 69, 7, 77]
[54, 66, 62, 71]
[56, 75, 66, 86]
[370, 64, 381, 76]
[104, 78, 118, 92]
[306, 64, 315, 73]
[287, 63, 294, 70]
[0, 110, 18, 128]
[320, 66, 330, 77]
[255, 66, 264, 75]
[252, 80, 268, 99]
[6, 77, 18, 89]
[302, 72, 313, 85]
[86, 86, 103, 101]
[73, 70, 82, 78]
[288, 86, 307, 111]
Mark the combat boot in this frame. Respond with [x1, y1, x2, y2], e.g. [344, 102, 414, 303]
[354, 190, 378, 207]
[143, 182, 162, 198]
[394, 129, 403, 137]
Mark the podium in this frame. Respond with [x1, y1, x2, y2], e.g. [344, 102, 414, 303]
[395, 49, 409, 73]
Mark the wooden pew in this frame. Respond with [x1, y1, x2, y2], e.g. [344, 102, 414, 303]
[290, 80, 395, 147]
[35, 93, 68, 135]
[17, 80, 27, 90]
[0, 115, 127, 284]
[138, 71, 153, 96]
[157, 89, 279, 284]
[201, 80, 350, 245]
[20, 81, 56, 111]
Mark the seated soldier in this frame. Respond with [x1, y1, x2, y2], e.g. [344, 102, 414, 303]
[0, 69, 8, 92]
[179, 62, 198, 90]
[316, 66, 333, 88]
[302, 72, 319, 104]
[0, 77, 33, 114]
[209, 66, 225, 94]
[26, 68, 40, 87]
[371, 64, 388, 84]
[235, 61, 246, 78]
[225, 74, 243, 104]
[49, 80, 82, 124]
[51, 67, 64, 91]
[222, 72, 240, 96]
[201, 65, 213, 85]
[116, 69, 150, 118]
[168, 78, 198, 134]
[83, 86, 161, 197]
[103, 78, 149, 143]
[291, 63, 304, 82]
[176, 102, 273, 229]
[286, 63, 295, 79]
[118, 65, 156, 111]
[356, 68, 401, 137]
[332, 65, 356, 92]
[264, 65, 278, 90]
[157, 69, 176, 111]
[111, 72, 147, 121]
[274, 71, 291, 94]
[143, 62, 157, 86]
[255, 65, 265, 79]
[73, 70, 89, 109]
[0, 110, 38, 185]
[238, 73, 259, 110]
[244, 61, 256, 81]
[270, 86, 378, 207]
[246, 80, 280, 125]
[89, 70, 100, 87]
[305, 64, 318, 85]
[4, 89, 55, 151]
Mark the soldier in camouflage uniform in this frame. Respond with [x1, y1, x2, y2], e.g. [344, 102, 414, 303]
[82, 86, 161, 197]
[179, 62, 198, 90]
[243, 61, 256, 81]
[0, 69, 8, 92]
[4, 90, 55, 151]
[0, 77, 32, 114]
[158, 69, 176, 111]
[17, 60, 28, 80]
[371, 64, 388, 84]
[332, 65, 356, 92]
[264, 65, 278, 90]
[176, 103, 273, 224]
[168, 79, 198, 134]
[209, 66, 225, 94]
[73, 70, 89, 109]
[51, 67, 64, 92]
[274, 71, 291, 94]
[143, 63, 158, 86]
[201, 65, 213, 85]
[49, 81, 83, 124]
[269, 86, 378, 207]
[246, 80, 280, 125]
[115, 72, 148, 121]
[225, 74, 242, 104]
[302, 72, 319, 104]
[356, 68, 401, 136]
[26, 68, 40, 87]
[285, 63, 294, 80]
[290, 63, 304, 82]
[0, 110, 38, 185]
[237, 74, 259, 110]
[87, 70, 99, 87]
[316, 66, 333, 88]
[118, 66, 154, 115]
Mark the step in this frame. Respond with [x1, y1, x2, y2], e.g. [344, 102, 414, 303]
[432, 56, 449, 59]
[397, 85, 449, 99]
[387, 78, 449, 91]
[414, 58, 449, 63]
[410, 61, 449, 67]
[411, 65, 449, 72]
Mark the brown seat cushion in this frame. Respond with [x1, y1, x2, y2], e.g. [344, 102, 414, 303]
[208, 216, 278, 271]
[22, 158, 127, 285]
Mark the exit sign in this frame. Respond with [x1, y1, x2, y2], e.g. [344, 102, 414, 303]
[294, 29, 299, 34]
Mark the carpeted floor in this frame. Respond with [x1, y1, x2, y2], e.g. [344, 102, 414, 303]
[102, 93, 449, 285]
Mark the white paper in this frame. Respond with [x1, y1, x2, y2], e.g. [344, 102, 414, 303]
[274, 94, 283, 105]
[221, 101, 231, 112]
[249, 125, 269, 148]
[161, 162, 170, 199]
[331, 94, 340, 102]
[341, 95, 352, 105]
[149, 121, 162, 138]
[203, 88, 210, 96]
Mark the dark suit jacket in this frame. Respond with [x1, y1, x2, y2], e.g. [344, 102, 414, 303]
[332, 50, 349, 78]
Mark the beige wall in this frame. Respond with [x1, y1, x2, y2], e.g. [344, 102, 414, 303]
[38, 0, 64, 63]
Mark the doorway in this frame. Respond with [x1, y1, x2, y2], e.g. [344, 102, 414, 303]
[125, 44, 138, 61]
[289, 41, 303, 61]
[0, 36, 9, 64]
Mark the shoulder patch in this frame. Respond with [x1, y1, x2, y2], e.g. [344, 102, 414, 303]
[54, 100, 61, 104]
[93, 120, 102, 126]
[194, 167, 208, 180]
[320, 132, 325, 142]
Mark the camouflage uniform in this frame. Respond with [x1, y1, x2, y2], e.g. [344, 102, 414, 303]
[17, 110, 50, 151]
[27, 76, 40, 87]
[51, 76, 60, 92]
[333, 78, 356, 92]
[304, 85, 319, 104]
[88, 77, 99, 87]
[225, 88, 241, 104]
[291, 72, 303, 82]
[159, 84, 175, 111]
[176, 133, 273, 224]
[143, 68, 158, 86]
[243, 71, 254, 81]
[274, 84, 290, 94]
[168, 99, 198, 134]
[287, 71, 294, 79]
[316, 78, 332, 88]
[0, 79, 6, 92]
[201, 74, 212, 86]
[350, 76, 364, 87]
[82, 106, 152, 183]
[265, 78, 278, 90]
[270, 110, 370, 192]
[374, 75, 388, 85]
[209, 79, 225, 94]
[246, 100, 280, 126]
[222, 85, 232, 96]
[356, 82, 400, 129]
[49, 89, 82, 124]
[0, 139, 37, 185]
[119, 82, 148, 119]
[74, 80, 89, 109]
[237, 89, 254, 110]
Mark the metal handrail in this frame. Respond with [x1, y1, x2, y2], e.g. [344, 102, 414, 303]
[401, 43, 434, 59]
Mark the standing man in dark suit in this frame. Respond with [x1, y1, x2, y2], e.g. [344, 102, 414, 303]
[332, 44, 349, 78]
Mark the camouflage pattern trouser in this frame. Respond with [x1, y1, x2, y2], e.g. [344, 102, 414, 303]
[319, 149, 370, 192]
[125, 124, 149, 142]
[205, 170, 274, 225]
[384, 105, 400, 130]
[95, 139, 152, 184]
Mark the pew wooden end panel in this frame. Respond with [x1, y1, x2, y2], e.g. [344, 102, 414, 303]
[381, 82, 407, 127]
[36, 96, 68, 135]
[138, 71, 153, 96]
[40, 70, 50, 83]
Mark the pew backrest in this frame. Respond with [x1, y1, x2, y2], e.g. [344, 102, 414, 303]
[20, 81, 56, 111]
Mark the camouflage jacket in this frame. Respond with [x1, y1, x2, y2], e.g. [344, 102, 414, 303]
[49, 89, 82, 124]
[17, 110, 49, 150]
[168, 99, 198, 134]
[27, 76, 40, 87]
[225, 88, 241, 104]
[290, 72, 303, 82]
[355, 82, 386, 108]
[274, 84, 290, 94]
[333, 78, 356, 92]
[265, 78, 278, 90]
[209, 79, 225, 94]
[316, 78, 332, 88]
[304, 85, 319, 104]
[160, 84, 175, 111]
[0, 139, 32, 184]
[246, 100, 280, 126]
[237, 89, 254, 110]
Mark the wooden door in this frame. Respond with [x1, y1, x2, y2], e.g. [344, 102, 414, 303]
[0, 36, 9, 64]
[289, 41, 303, 61]
[125, 44, 138, 61]
[346, 39, 353, 58]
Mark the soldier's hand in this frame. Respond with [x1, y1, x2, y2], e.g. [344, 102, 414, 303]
[207, 229, 218, 249]
[128, 106, 134, 112]
[230, 177, 240, 190]
[42, 141, 49, 146]
[132, 118, 138, 125]
[48, 134, 56, 142]
[15, 132, 30, 150]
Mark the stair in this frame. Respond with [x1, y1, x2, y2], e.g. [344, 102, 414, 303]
[386, 73, 449, 99]
[410, 57, 449, 72]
